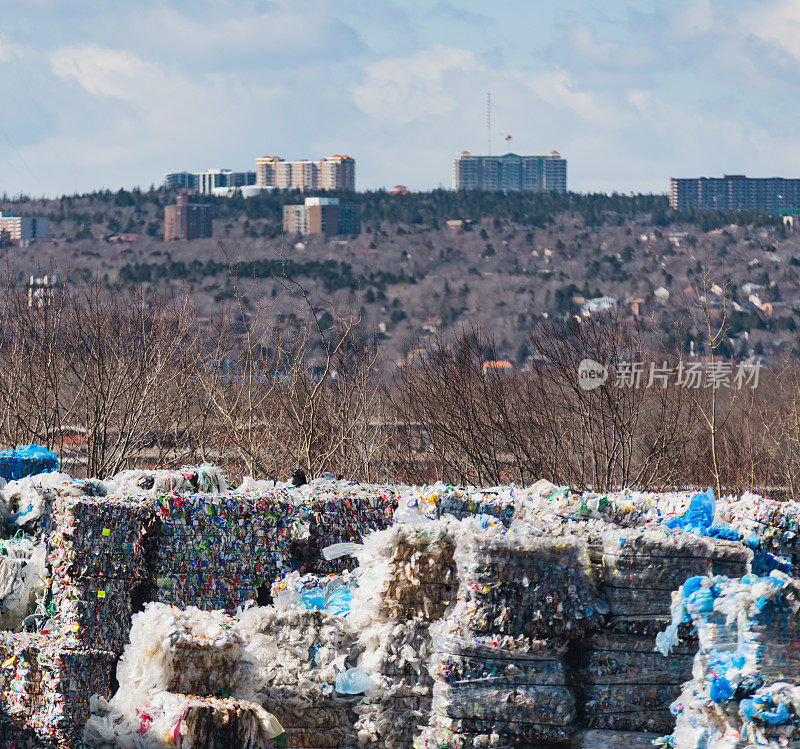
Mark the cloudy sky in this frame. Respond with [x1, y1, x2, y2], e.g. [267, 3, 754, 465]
[1, 0, 799, 196]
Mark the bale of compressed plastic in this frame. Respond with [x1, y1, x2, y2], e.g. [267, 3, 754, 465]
[450, 520, 606, 641]
[352, 521, 458, 624]
[84, 603, 281, 748]
[419, 635, 576, 747]
[576, 631, 694, 733]
[661, 572, 800, 747]
[353, 618, 437, 748]
[0, 444, 58, 482]
[0, 632, 116, 747]
[237, 606, 360, 749]
[600, 527, 724, 619]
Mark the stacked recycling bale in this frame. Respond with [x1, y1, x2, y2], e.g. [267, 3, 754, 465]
[575, 630, 695, 734]
[237, 605, 360, 748]
[46, 496, 158, 653]
[0, 632, 116, 748]
[578, 526, 751, 738]
[350, 521, 458, 748]
[151, 489, 398, 611]
[295, 486, 398, 575]
[84, 603, 284, 748]
[419, 519, 607, 747]
[151, 493, 296, 611]
[660, 572, 800, 747]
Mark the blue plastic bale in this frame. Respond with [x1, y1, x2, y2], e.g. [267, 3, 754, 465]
[0, 444, 59, 482]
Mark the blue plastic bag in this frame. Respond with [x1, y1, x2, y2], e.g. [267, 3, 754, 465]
[0, 444, 59, 482]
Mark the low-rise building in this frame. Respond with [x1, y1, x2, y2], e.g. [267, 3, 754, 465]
[580, 296, 619, 316]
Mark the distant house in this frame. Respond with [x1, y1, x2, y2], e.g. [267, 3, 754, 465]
[654, 286, 670, 301]
[580, 296, 618, 316]
[482, 360, 513, 374]
[629, 297, 646, 317]
[422, 316, 442, 333]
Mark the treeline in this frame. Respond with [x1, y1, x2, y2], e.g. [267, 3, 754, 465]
[118, 258, 414, 294]
[1, 274, 800, 496]
[10, 186, 786, 236]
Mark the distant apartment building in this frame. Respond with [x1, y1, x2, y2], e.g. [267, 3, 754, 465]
[0, 212, 48, 245]
[164, 171, 197, 190]
[195, 169, 256, 195]
[164, 195, 212, 241]
[257, 155, 355, 191]
[164, 169, 256, 195]
[670, 175, 800, 212]
[454, 151, 567, 192]
[282, 197, 361, 236]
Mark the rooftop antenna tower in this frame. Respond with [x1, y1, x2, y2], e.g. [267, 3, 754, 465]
[486, 91, 491, 157]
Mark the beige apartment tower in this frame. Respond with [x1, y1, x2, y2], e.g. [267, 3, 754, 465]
[256, 155, 355, 191]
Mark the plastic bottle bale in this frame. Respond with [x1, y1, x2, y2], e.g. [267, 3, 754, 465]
[353, 619, 438, 748]
[570, 729, 662, 748]
[659, 573, 800, 747]
[0, 632, 116, 748]
[237, 606, 360, 748]
[423, 634, 576, 747]
[352, 521, 458, 625]
[450, 521, 606, 641]
[599, 526, 716, 619]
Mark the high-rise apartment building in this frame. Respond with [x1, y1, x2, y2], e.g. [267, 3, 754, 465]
[195, 169, 256, 195]
[282, 197, 361, 236]
[670, 175, 800, 212]
[256, 155, 355, 191]
[0, 212, 48, 244]
[453, 151, 567, 192]
[164, 195, 213, 241]
[164, 170, 255, 195]
[164, 171, 197, 190]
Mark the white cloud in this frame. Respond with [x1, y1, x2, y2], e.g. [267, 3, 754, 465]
[353, 44, 478, 124]
[565, 25, 658, 70]
[740, 0, 800, 64]
[51, 46, 163, 102]
[353, 44, 617, 128]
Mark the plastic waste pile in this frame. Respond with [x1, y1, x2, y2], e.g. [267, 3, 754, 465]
[418, 518, 606, 748]
[1, 470, 106, 533]
[0, 444, 59, 483]
[84, 603, 284, 748]
[45, 497, 158, 652]
[0, 631, 117, 747]
[0, 534, 46, 631]
[348, 521, 457, 748]
[238, 605, 360, 748]
[105, 464, 228, 497]
[654, 571, 800, 748]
